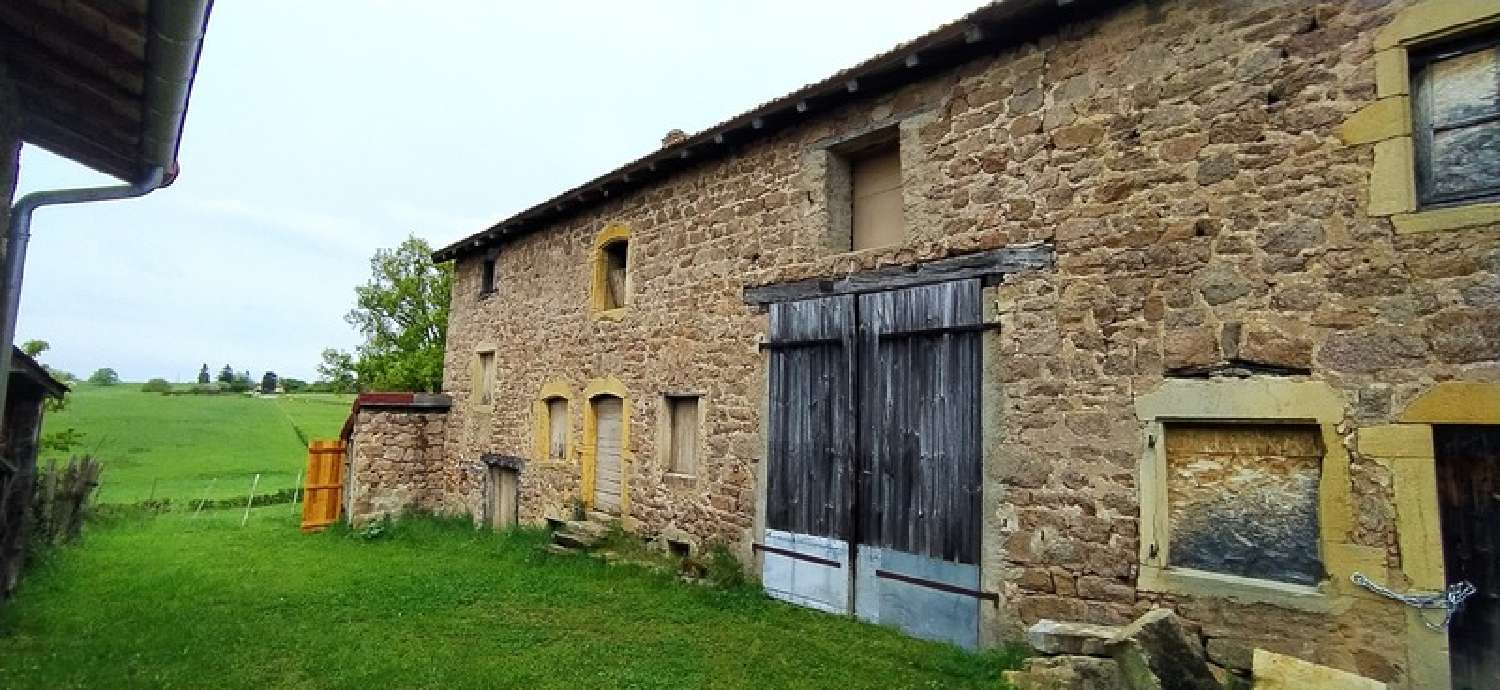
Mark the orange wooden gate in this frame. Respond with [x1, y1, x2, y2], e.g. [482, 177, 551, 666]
[300, 439, 346, 532]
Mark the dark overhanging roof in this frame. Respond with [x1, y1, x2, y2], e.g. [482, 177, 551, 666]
[0, 0, 213, 182]
[8, 347, 66, 400]
[434, 0, 1121, 263]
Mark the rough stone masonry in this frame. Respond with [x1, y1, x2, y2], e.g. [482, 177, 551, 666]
[340, 1, 1500, 686]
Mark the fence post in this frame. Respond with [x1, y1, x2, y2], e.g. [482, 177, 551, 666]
[291, 469, 303, 517]
[241, 473, 261, 527]
[193, 478, 217, 519]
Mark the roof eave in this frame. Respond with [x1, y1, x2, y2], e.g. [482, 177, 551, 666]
[433, 0, 1118, 263]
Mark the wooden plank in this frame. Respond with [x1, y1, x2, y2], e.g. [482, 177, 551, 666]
[593, 397, 623, 513]
[763, 295, 855, 540]
[1435, 425, 1500, 688]
[743, 245, 1053, 305]
[857, 280, 981, 564]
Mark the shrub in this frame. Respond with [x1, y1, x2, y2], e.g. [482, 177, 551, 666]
[140, 378, 171, 393]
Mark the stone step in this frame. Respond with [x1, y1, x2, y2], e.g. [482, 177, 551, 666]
[544, 544, 579, 557]
[564, 520, 609, 539]
[1027, 619, 1122, 656]
[552, 530, 600, 550]
[585, 510, 617, 524]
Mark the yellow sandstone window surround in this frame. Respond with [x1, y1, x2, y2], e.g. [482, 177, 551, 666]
[1133, 379, 1378, 613]
[1340, 0, 1500, 233]
[590, 224, 631, 316]
[532, 381, 575, 464]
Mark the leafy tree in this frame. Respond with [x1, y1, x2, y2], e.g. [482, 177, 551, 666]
[261, 371, 278, 394]
[281, 377, 307, 393]
[198, 363, 211, 384]
[141, 378, 172, 393]
[317, 348, 357, 393]
[20, 340, 48, 357]
[218, 364, 235, 384]
[342, 235, 451, 392]
[87, 368, 120, 386]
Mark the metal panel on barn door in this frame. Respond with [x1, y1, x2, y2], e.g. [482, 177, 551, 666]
[762, 295, 856, 613]
[855, 279, 983, 649]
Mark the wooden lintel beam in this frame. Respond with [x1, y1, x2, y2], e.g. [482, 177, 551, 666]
[742, 244, 1055, 305]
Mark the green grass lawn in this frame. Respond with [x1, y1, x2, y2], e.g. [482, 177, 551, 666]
[40, 385, 354, 504]
[0, 510, 1018, 689]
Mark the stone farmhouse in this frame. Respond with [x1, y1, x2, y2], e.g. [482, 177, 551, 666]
[344, 0, 1500, 686]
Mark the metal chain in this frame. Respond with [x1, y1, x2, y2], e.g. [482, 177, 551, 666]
[1351, 572, 1478, 631]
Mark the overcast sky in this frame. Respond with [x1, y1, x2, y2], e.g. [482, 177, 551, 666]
[16, 1, 983, 382]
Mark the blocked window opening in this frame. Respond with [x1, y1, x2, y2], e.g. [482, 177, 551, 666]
[1412, 32, 1500, 207]
[1164, 423, 1324, 586]
[546, 397, 568, 460]
[477, 351, 496, 405]
[479, 254, 497, 296]
[849, 138, 903, 250]
[601, 240, 629, 310]
[666, 395, 699, 476]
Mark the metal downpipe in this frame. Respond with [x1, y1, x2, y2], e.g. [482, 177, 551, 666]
[0, 166, 167, 418]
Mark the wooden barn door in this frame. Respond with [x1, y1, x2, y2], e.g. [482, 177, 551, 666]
[761, 295, 857, 614]
[854, 280, 983, 649]
[761, 281, 983, 646]
[1435, 425, 1500, 688]
[592, 397, 625, 514]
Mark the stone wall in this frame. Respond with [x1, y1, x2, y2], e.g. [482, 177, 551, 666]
[436, 1, 1499, 685]
[345, 407, 449, 526]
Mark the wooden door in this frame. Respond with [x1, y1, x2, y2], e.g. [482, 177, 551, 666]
[487, 465, 518, 530]
[854, 279, 983, 649]
[761, 294, 857, 613]
[592, 397, 624, 514]
[1435, 425, 1500, 689]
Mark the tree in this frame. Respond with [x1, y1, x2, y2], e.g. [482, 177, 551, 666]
[317, 348, 357, 393]
[261, 371, 278, 394]
[198, 363, 211, 384]
[281, 377, 308, 393]
[342, 235, 452, 392]
[218, 364, 235, 384]
[87, 368, 120, 386]
[20, 340, 48, 358]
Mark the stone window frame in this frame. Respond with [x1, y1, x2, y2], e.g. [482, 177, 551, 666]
[1356, 382, 1500, 690]
[580, 376, 631, 516]
[1340, 0, 1500, 234]
[589, 224, 632, 319]
[478, 248, 498, 298]
[471, 346, 497, 406]
[531, 380, 575, 467]
[804, 110, 928, 254]
[1133, 379, 1376, 613]
[658, 390, 706, 481]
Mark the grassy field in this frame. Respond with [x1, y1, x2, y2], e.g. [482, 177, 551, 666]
[40, 385, 354, 504]
[0, 510, 1018, 689]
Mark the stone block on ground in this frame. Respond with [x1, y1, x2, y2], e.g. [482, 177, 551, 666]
[1004, 655, 1128, 690]
[1107, 608, 1221, 690]
[1205, 638, 1253, 672]
[553, 530, 601, 550]
[1028, 619, 1123, 656]
[1251, 649, 1385, 690]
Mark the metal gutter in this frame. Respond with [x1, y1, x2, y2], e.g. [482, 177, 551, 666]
[0, 0, 213, 426]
